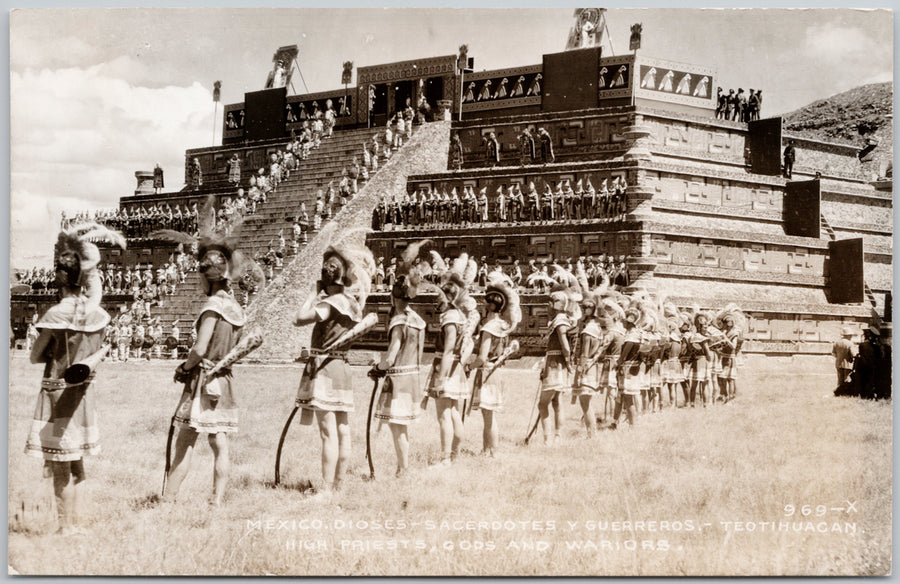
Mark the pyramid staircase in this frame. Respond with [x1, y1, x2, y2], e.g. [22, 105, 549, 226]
[234, 126, 389, 260]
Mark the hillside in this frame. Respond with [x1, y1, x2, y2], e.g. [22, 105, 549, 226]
[783, 82, 892, 177]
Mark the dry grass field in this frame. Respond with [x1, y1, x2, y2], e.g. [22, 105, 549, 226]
[7, 352, 891, 576]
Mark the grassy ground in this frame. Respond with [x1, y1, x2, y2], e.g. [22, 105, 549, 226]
[7, 352, 891, 576]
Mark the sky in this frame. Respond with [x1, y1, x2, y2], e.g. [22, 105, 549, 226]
[8, 6, 894, 269]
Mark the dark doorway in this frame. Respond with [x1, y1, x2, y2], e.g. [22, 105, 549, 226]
[748, 117, 783, 176]
[783, 179, 821, 238]
[424, 76, 444, 110]
[827, 238, 865, 303]
[393, 80, 416, 116]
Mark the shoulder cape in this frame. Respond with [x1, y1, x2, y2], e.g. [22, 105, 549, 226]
[440, 309, 464, 328]
[198, 290, 246, 327]
[320, 291, 363, 323]
[36, 296, 110, 333]
[480, 315, 508, 338]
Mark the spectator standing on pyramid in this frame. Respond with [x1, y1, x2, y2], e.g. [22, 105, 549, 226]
[189, 158, 203, 191]
[153, 164, 165, 193]
[783, 140, 796, 179]
[449, 133, 464, 171]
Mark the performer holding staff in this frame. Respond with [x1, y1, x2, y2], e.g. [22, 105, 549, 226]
[292, 240, 375, 496]
[714, 305, 744, 403]
[471, 271, 521, 455]
[153, 197, 263, 506]
[662, 314, 687, 408]
[573, 288, 603, 438]
[611, 299, 653, 428]
[595, 297, 625, 423]
[538, 287, 576, 443]
[686, 312, 714, 407]
[371, 242, 430, 477]
[26, 222, 124, 534]
[425, 253, 479, 466]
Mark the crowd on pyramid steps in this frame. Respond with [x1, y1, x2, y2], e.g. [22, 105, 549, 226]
[48, 108, 412, 310]
[14, 252, 195, 299]
[372, 176, 627, 231]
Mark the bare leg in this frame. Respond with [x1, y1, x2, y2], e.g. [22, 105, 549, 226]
[481, 409, 498, 455]
[70, 459, 85, 525]
[206, 432, 229, 506]
[435, 397, 462, 461]
[538, 391, 553, 443]
[316, 410, 339, 492]
[334, 412, 351, 490]
[435, 397, 453, 460]
[578, 393, 595, 438]
[389, 423, 409, 476]
[625, 394, 638, 426]
[551, 391, 562, 440]
[51, 461, 76, 532]
[164, 428, 199, 502]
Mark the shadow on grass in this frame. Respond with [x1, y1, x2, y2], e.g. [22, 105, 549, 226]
[130, 493, 163, 512]
[263, 478, 314, 493]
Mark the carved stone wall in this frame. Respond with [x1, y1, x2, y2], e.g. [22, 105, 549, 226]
[644, 115, 746, 163]
[455, 111, 630, 169]
[786, 135, 866, 179]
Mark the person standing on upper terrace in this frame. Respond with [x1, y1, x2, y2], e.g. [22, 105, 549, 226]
[519, 127, 536, 166]
[449, 133, 464, 171]
[747, 89, 760, 122]
[324, 100, 336, 138]
[538, 128, 554, 164]
[783, 140, 796, 179]
[484, 132, 500, 167]
[189, 158, 203, 191]
[153, 164, 164, 194]
[226, 154, 241, 187]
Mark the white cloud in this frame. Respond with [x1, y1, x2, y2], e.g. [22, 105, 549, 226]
[11, 62, 217, 268]
[803, 23, 875, 62]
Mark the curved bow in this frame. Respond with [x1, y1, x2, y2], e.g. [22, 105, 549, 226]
[365, 375, 383, 479]
[273, 405, 301, 486]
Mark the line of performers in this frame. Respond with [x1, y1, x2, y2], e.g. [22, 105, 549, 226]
[372, 176, 627, 231]
[23, 210, 744, 532]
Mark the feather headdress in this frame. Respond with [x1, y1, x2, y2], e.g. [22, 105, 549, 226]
[151, 194, 241, 257]
[485, 270, 522, 336]
[549, 263, 583, 321]
[433, 253, 480, 364]
[324, 240, 376, 312]
[393, 239, 433, 299]
[56, 221, 126, 312]
[526, 270, 557, 290]
[715, 303, 746, 331]
[151, 194, 258, 294]
[429, 249, 448, 275]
